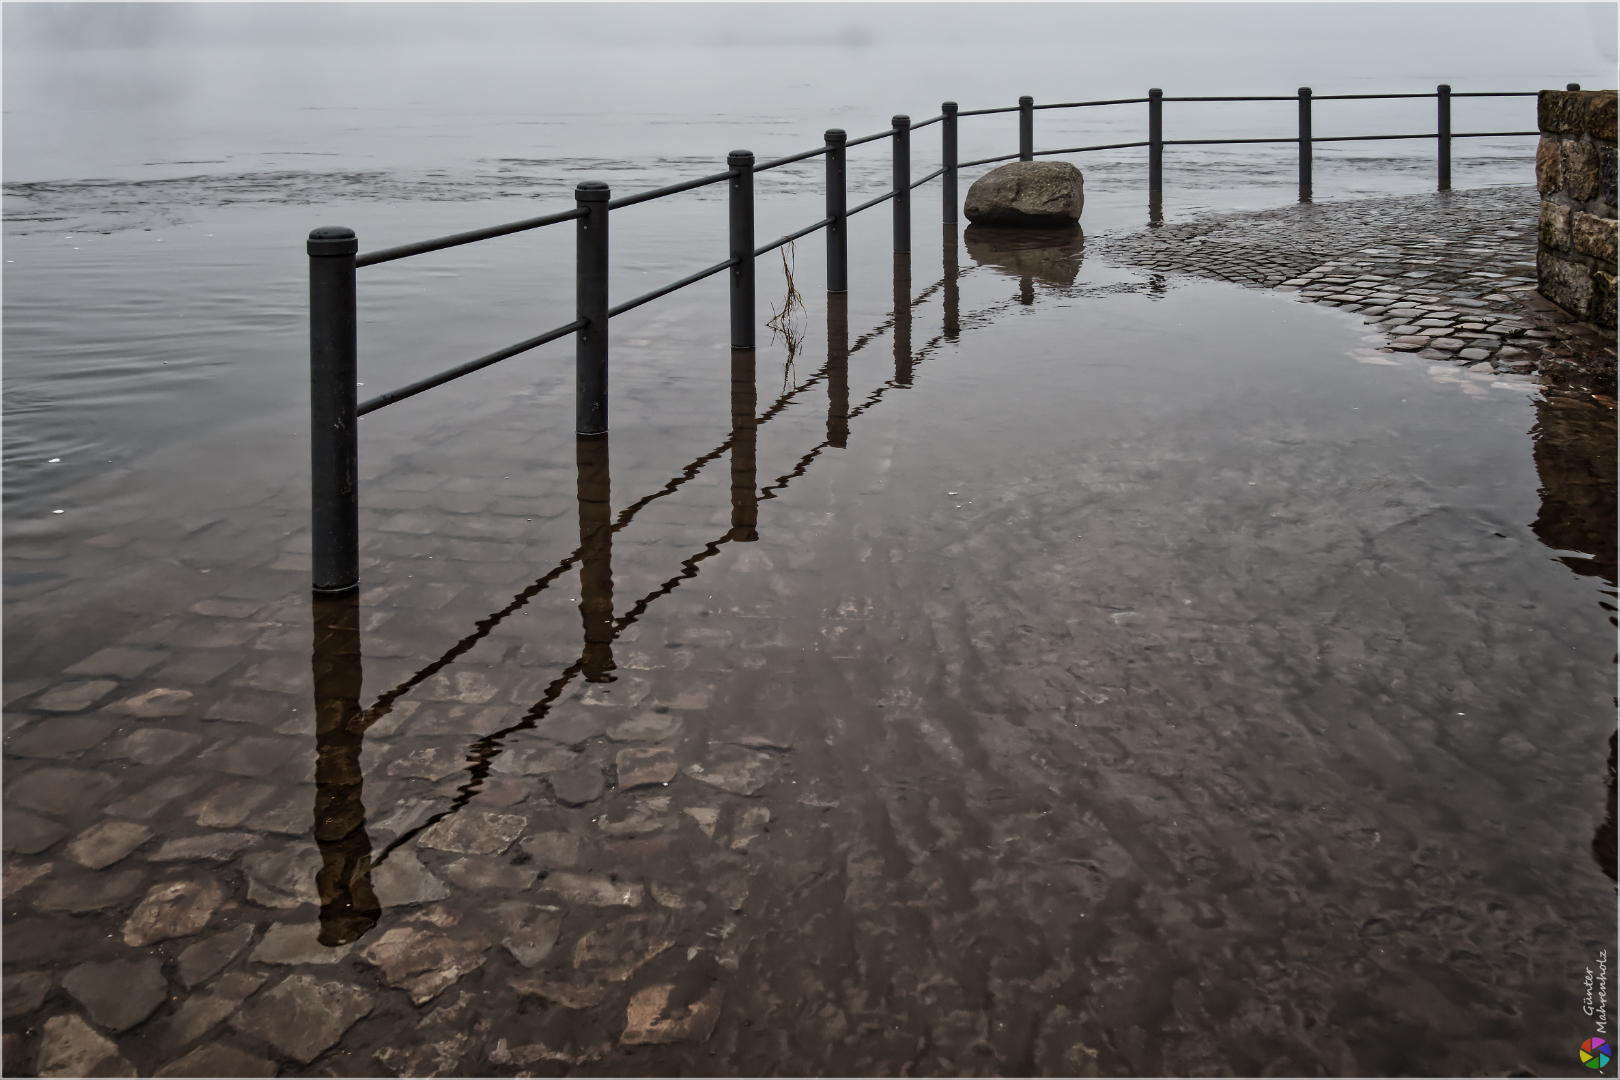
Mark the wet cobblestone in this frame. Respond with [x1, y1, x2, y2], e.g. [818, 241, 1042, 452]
[1098, 184, 1617, 386]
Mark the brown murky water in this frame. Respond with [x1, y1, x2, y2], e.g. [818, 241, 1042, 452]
[4, 219, 1616, 1077]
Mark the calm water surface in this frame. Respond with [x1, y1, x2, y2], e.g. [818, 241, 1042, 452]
[4, 17, 1617, 1079]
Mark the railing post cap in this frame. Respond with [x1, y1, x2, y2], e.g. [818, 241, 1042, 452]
[727, 149, 755, 165]
[1568, 83, 1581, 91]
[824, 128, 847, 143]
[1018, 95, 1033, 105]
[942, 101, 958, 113]
[575, 180, 610, 201]
[892, 114, 910, 128]
[1149, 88, 1163, 96]
[307, 227, 357, 256]
[1299, 86, 1312, 96]
[1438, 83, 1452, 93]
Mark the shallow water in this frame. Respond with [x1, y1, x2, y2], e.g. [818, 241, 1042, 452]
[5, 210, 1617, 1075]
[5, 18, 1618, 1077]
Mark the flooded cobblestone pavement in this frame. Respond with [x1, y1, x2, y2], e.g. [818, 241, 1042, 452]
[5, 207, 1617, 1077]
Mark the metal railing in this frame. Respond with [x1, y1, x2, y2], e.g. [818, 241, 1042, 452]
[308, 81, 1566, 594]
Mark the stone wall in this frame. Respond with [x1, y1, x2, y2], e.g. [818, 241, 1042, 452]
[1536, 89, 1617, 337]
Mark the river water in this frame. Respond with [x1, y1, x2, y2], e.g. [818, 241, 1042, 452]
[4, 8, 1617, 1078]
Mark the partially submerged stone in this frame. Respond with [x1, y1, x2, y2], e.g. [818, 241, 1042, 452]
[155, 1042, 277, 1078]
[62, 958, 167, 1032]
[177, 924, 257, 988]
[615, 746, 678, 790]
[65, 819, 153, 869]
[242, 844, 322, 909]
[541, 871, 643, 908]
[231, 974, 375, 1064]
[371, 848, 450, 907]
[621, 984, 724, 1045]
[418, 810, 525, 855]
[356, 926, 491, 1004]
[490, 901, 563, 967]
[38, 868, 145, 914]
[37, 1014, 135, 1078]
[964, 160, 1084, 227]
[249, 922, 354, 965]
[682, 745, 778, 796]
[123, 879, 226, 946]
[573, 912, 673, 983]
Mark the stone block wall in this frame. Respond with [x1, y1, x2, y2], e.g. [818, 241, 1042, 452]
[1536, 88, 1617, 336]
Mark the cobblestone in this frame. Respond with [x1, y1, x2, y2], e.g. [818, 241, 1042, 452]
[1097, 185, 1617, 386]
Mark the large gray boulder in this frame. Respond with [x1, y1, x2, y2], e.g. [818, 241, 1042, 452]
[963, 161, 1084, 227]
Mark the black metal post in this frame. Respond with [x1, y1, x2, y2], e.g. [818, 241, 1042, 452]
[729, 150, 755, 349]
[1437, 83, 1452, 191]
[311, 591, 378, 946]
[309, 226, 359, 596]
[942, 102, 959, 225]
[827, 293, 849, 448]
[1019, 95, 1034, 161]
[825, 129, 848, 294]
[1148, 89, 1163, 197]
[892, 116, 910, 255]
[576, 436, 615, 682]
[729, 349, 759, 540]
[1568, 83, 1581, 91]
[1297, 87, 1313, 202]
[575, 180, 610, 437]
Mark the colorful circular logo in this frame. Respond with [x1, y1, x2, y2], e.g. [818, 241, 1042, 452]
[1582, 1037, 1612, 1070]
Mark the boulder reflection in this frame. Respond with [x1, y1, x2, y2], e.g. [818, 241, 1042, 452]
[964, 224, 1085, 303]
[310, 592, 380, 945]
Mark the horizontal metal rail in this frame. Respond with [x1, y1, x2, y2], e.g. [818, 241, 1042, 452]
[1451, 91, 1540, 98]
[606, 168, 736, 210]
[1164, 136, 1300, 145]
[608, 256, 737, 319]
[957, 105, 1021, 116]
[848, 188, 897, 217]
[1164, 95, 1299, 102]
[959, 151, 1022, 168]
[1304, 92, 1437, 100]
[1454, 130, 1539, 138]
[910, 166, 946, 189]
[909, 114, 946, 130]
[1035, 97, 1152, 109]
[845, 127, 899, 148]
[354, 207, 585, 268]
[357, 319, 586, 416]
[1034, 140, 1152, 156]
[754, 216, 834, 258]
[754, 145, 832, 172]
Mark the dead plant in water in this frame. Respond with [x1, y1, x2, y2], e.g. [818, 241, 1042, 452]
[766, 240, 806, 388]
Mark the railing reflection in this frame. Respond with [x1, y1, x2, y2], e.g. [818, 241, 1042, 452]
[313, 225, 1087, 912]
[310, 593, 380, 945]
[577, 437, 616, 684]
[894, 255, 914, 387]
[826, 296, 849, 448]
[730, 350, 760, 541]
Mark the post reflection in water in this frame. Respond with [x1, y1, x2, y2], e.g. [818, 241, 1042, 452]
[730, 349, 761, 541]
[893, 253, 914, 387]
[1149, 192, 1165, 228]
[577, 435, 616, 683]
[943, 225, 960, 341]
[826, 295, 849, 448]
[310, 592, 381, 946]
